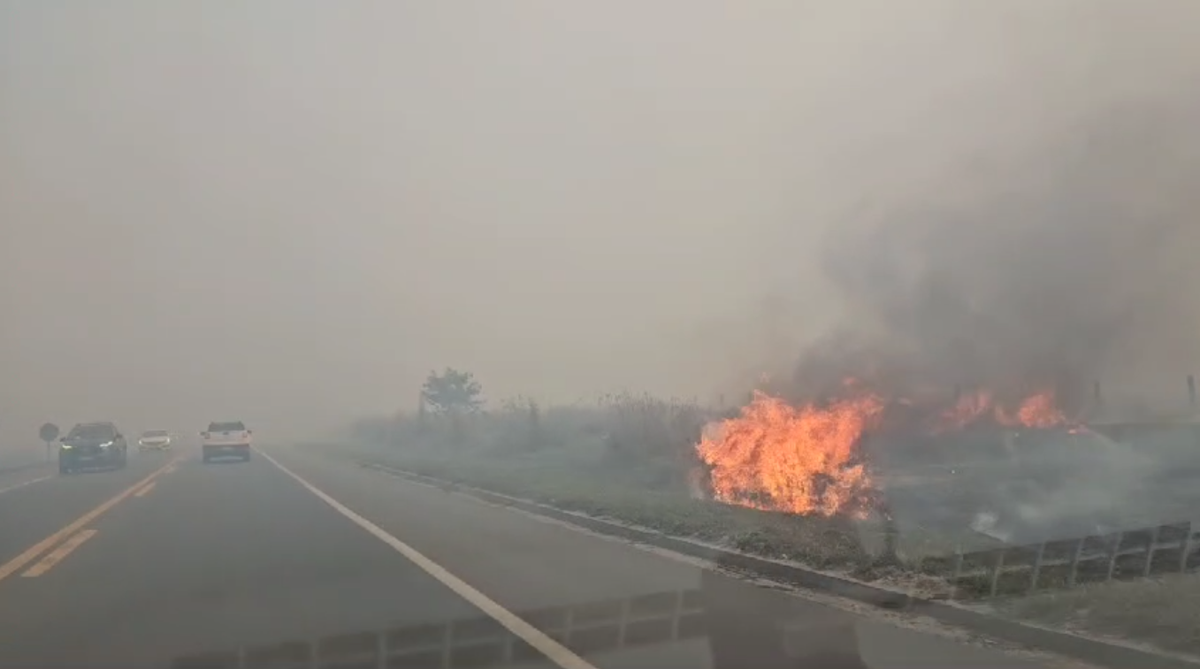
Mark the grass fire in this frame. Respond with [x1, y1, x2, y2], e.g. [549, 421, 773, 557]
[695, 383, 1078, 521]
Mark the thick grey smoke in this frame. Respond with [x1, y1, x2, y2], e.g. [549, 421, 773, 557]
[785, 23, 1200, 418]
[780, 22, 1200, 539]
[4, 0, 1200, 459]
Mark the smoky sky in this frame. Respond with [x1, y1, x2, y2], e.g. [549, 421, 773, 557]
[778, 3, 1200, 415]
[3, 1, 1200, 444]
[800, 101, 1200, 413]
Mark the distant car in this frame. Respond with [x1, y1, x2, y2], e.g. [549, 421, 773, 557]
[201, 421, 252, 463]
[59, 422, 129, 474]
[138, 429, 173, 451]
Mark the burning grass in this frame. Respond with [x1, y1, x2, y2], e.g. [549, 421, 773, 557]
[349, 377, 1190, 589]
[697, 390, 884, 517]
[337, 396, 1200, 659]
[345, 391, 971, 574]
[346, 443, 961, 571]
[336, 385, 1200, 660]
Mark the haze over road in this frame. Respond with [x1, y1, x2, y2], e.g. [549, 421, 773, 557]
[7, 1, 1200, 447]
[0, 445, 1075, 669]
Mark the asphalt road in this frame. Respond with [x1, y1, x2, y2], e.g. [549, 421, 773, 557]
[0, 446, 1078, 669]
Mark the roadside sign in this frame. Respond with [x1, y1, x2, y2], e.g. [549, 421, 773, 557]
[39, 423, 59, 462]
[38, 422, 59, 443]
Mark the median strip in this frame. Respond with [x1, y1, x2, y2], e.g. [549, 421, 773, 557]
[21, 529, 97, 577]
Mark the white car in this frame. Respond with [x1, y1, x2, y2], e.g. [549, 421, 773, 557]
[138, 429, 173, 451]
[201, 421, 252, 463]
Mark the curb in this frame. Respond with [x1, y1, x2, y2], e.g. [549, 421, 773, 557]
[361, 460, 1199, 669]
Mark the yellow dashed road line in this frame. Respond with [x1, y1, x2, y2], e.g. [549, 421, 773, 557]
[21, 529, 98, 577]
[134, 481, 157, 498]
[0, 456, 181, 584]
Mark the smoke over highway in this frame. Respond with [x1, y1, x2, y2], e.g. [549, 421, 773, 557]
[2, 1, 1199, 448]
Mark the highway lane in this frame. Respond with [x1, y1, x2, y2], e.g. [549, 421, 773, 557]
[0, 444, 56, 475]
[0, 450, 500, 669]
[0, 444, 60, 496]
[0, 460, 54, 496]
[0, 453, 169, 570]
[0, 445, 1078, 668]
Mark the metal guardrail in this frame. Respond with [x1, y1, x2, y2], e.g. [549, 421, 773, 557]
[921, 519, 1200, 599]
[171, 589, 706, 669]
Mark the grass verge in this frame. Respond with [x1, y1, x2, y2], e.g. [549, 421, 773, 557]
[340, 440, 965, 586]
[991, 574, 1200, 656]
[339, 392, 1200, 659]
[353, 444, 1200, 657]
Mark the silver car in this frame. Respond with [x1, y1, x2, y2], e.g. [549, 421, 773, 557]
[138, 429, 173, 451]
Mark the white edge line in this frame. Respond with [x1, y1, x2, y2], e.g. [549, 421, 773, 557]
[257, 449, 599, 669]
[0, 474, 53, 496]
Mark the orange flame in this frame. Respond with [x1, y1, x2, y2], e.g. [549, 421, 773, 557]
[937, 389, 1070, 431]
[937, 390, 996, 430]
[996, 391, 1068, 429]
[696, 391, 885, 517]
[698, 386, 1075, 518]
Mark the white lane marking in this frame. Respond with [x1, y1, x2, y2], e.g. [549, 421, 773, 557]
[258, 450, 599, 669]
[133, 481, 157, 497]
[0, 474, 53, 496]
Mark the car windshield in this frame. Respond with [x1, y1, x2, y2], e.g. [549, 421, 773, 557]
[10, 7, 1197, 668]
[66, 424, 115, 440]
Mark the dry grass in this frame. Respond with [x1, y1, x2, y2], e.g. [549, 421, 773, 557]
[347, 394, 1200, 655]
[351, 423, 1200, 654]
[354, 393, 723, 493]
[345, 393, 965, 575]
[360, 446, 875, 569]
[994, 573, 1200, 655]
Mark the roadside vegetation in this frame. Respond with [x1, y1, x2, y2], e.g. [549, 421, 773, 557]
[346, 369, 943, 574]
[339, 368, 1200, 658]
[992, 573, 1200, 656]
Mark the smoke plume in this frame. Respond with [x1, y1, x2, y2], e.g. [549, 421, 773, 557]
[789, 79, 1200, 418]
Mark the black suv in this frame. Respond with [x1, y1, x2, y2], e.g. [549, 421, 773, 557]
[59, 422, 129, 474]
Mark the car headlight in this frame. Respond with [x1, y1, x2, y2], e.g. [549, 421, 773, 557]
[60, 444, 73, 450]
[99, 441, 113, 449]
